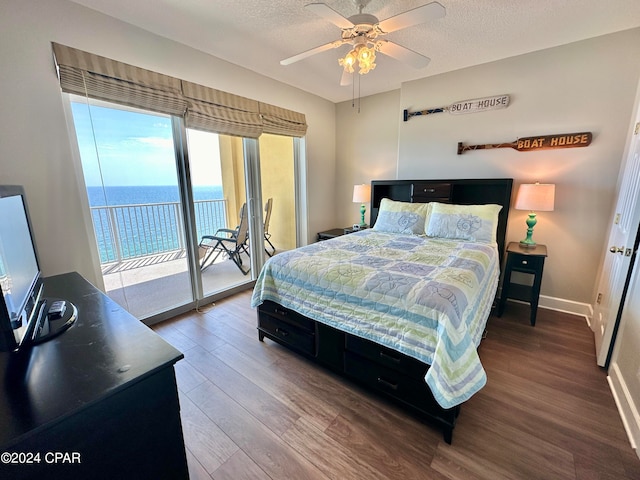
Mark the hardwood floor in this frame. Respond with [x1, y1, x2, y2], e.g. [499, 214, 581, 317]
[152, 291, 640, 479]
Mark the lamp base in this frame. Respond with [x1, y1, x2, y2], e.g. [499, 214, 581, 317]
[519, 239, 537, 249]
[359, 203, 367, 228]
[519, 213, 538, 248]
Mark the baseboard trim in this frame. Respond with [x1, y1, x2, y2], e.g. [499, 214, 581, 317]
[539, 295, 593, 322]
[501, 294, 593, 323]
[608, 362, 640, 458]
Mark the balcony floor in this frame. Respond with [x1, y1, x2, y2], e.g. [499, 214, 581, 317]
[102, 250, 252, 320]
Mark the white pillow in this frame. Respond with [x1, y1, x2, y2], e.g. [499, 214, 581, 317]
[373, 198, 431, 235]
[425, 202, 502, 243]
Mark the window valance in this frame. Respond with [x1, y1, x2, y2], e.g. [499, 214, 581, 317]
[52, 43, 307, 138]
[181, 80, 263, 138]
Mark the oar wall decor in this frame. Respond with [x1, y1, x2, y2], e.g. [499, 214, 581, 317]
[457, 132, 592, 154]
[403, 94, 510, 121]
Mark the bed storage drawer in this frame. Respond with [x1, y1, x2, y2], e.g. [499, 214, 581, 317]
[411, 182, 451, 202]
[257, 307, 316, 356]
[259, 301, 315, 332]
[344, 351, 440, 413]
[345, 335, 428, 378]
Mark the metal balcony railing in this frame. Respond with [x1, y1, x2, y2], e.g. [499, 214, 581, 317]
[90, 199, 228, 264]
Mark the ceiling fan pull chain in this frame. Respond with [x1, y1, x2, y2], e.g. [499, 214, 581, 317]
[352, 73, 355, 108]
[358, 74, 361, 114]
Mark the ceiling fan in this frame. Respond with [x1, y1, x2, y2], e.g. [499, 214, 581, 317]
[280, 1, 446, 85]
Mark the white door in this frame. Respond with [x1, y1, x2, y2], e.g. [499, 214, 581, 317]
[593, 119, 640, 367]
[607, 222, 640, 450]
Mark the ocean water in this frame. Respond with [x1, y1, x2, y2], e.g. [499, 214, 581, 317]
[87, 185, 223, 206]
[87, 185, 226, 263]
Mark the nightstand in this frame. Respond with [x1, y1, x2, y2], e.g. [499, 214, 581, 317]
[317, 227, 366, 240]
[497, 242, 548, 326]
[317, 228, 349, 241]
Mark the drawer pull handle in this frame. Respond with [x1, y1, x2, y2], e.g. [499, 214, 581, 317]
[379, 351, 401, 363]
[275, 327, 289, 337]
[377, 377, 398, 391]
[521, 260, 528, 265]
[274, 308, 288, 316]
[424, 188, 435, 193]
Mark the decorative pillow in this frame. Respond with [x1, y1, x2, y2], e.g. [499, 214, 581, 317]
[373, 198, 431, 235]
[425, 202, 502, 243]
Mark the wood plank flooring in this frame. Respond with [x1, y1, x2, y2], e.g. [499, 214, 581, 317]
[152, 291, 640, 479]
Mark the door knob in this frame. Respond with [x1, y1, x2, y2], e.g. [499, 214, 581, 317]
[609, 246, 631, 256]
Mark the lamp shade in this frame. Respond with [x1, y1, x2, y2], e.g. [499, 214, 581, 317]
[515, 183, 555, 212]
[353, 184, 371, 203]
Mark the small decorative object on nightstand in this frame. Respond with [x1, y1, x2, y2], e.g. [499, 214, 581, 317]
[345, 225, 367, 234]
[498, 242, 548, 326]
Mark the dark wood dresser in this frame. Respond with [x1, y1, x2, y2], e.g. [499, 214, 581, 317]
[0, 272, 188, 480]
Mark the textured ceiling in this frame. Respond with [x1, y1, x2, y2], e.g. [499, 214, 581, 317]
[68, 0, 640, 103]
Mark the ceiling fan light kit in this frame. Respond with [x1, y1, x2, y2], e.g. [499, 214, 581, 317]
[339, 37, 378, 75]
[281, 1, 446, 82]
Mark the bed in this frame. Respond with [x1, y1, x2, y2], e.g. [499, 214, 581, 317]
[251, 178, 513, 443]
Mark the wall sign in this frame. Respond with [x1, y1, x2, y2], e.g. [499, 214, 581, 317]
[403, 94, 510, 121]
[457, 132, 593, 154]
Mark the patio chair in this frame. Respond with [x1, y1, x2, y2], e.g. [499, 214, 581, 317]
[199, 203, 250, 275]
[264, 197, 275, 257]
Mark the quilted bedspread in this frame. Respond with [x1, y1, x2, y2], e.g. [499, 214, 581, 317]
[250, 229, 500, 408]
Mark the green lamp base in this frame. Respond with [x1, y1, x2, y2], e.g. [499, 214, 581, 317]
[519, 212, 538, 248]
[359, 203, 367, 228]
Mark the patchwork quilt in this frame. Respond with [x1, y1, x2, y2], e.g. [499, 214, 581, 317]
[250, 229, 499, 408]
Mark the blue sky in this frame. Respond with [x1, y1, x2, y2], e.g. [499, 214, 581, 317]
[71, 101, 221, 187]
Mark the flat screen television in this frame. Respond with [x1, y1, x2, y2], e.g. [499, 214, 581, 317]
[0, 186, 76, 352]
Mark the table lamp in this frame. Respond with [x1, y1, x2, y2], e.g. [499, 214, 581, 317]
[352, 184, 371, 228]
[515, 182, 555, 247]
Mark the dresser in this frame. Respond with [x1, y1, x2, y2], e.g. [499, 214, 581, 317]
[0, 272, 188, 480]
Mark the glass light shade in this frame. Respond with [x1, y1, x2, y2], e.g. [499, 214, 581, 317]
[339, 49, 357, 73]
[339, 44, 377, 75]
[357, 45, 376, 74]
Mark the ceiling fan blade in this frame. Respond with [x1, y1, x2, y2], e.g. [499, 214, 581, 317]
[378, 2, 445, 33]
[305, 3, 354, 29]
[340, 69, 353, 86]
[377, 40, 431, 69]
[280, 40, 345, 66]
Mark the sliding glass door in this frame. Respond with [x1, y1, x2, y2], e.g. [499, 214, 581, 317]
[70, 99, 193, 319]
[186, 129, 252, 298]
[67, 96, 300, 321]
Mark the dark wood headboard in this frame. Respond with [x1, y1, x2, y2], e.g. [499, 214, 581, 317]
[370, 178, 513, 261]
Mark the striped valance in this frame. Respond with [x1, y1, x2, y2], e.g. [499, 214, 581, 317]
[53, 43, 187, 117]
[259, 102, 308, 137]
[182, 81, 262, 138]
[52, 43, 307, 138]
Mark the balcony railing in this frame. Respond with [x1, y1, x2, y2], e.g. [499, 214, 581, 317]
[90, 199, 228, 264]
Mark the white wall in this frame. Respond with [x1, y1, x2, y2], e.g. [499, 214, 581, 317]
[0, 0, 336, 286]
[336, 90, 401, 228]
[336, 28, 640, 309]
